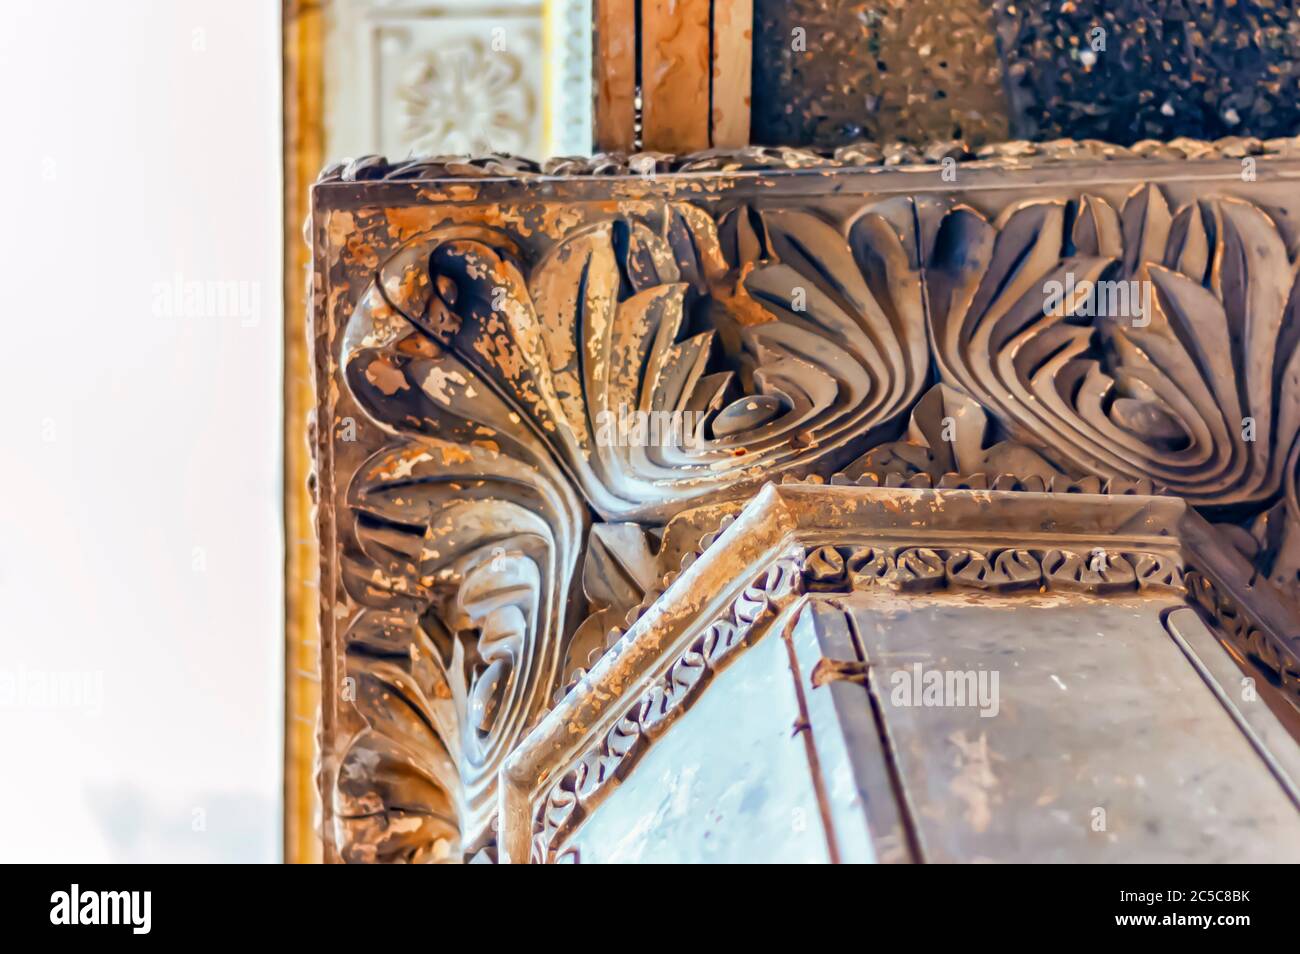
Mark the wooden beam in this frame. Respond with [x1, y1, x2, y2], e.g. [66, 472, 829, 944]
[282, 0, 324, 865]
[711, 0, 752, 148]
[641, 0, 711, 153]
[594, 0, 637, 152]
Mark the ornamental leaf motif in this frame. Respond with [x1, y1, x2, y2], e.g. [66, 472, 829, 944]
[357, 201, 929, 522]
[329, 199, 929, 859]
[928, 185, 1300, 505]
[334, 227, 588, 857]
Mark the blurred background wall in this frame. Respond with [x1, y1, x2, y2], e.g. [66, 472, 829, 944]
[323, 0, 591, 161]
[0, 0, 282, 862]
[0, 0, 593, 864]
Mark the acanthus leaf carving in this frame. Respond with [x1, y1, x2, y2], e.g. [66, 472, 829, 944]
[334, 242, 588, 856]
[328, 194, 931, 861]
[314, 158, 1300, 863]
[927, 184, 1300, 508]
[356, 201, 930, 524]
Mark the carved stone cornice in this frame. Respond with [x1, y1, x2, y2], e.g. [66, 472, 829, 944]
[532, 549, 806, 863]
[529, 533, 1192, 863]
[318, 134, 1300, 182]
[501, 482, 1300, 864]
[311, 143, 1300, 862]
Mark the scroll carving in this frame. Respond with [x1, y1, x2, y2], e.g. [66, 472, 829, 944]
[801, 544, 1183, 596]
[1184, 568, 1300, 697]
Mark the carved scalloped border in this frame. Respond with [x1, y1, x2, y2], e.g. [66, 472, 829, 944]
[1184, 569, 1300, 703]
[823, 471, 1161, 494]
[532, 540, 1188, 862]
[531, 550, 806, 863]
[565, 471, 1170, 688]
[318, 135, 1300, 182]
[648, 470, 1165, 613]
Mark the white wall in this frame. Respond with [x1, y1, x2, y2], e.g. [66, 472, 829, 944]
[0, 0, 282, 862]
